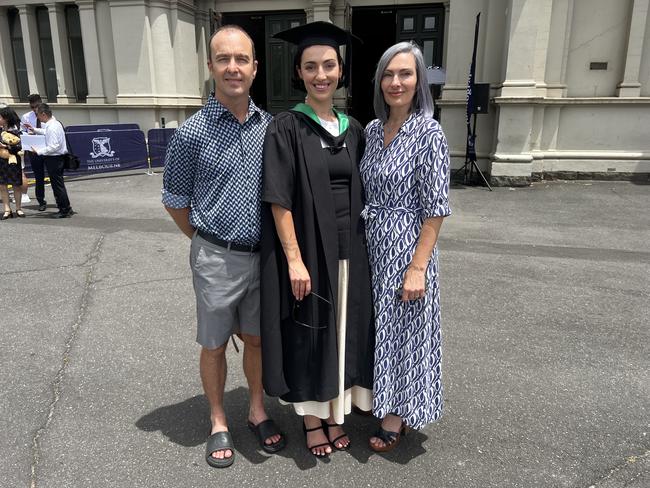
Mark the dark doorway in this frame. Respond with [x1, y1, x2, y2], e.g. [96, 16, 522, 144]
[220, 11, 305, 113]
[265, 14, 306, 114]
[350, 5, 445, 125]
[350, 8, 396, 125]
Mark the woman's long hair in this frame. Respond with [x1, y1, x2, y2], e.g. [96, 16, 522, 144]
[0, 107, 21, 130]
[373, 42, 434, 123]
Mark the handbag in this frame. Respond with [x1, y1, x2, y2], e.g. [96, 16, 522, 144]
[63, 152, 80, 170]
[59, 121, 80, 171]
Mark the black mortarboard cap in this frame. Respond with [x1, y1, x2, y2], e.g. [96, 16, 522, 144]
[273, 21, 358, 50]
[273, 21, 362, 89]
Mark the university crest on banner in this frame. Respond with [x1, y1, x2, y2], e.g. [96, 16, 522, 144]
[90, 137, 116, 158]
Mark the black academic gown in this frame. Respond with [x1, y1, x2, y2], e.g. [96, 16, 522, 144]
[261, 110, 375, 403]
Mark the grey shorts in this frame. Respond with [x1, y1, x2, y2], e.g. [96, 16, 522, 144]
[190, 232, 260, 349]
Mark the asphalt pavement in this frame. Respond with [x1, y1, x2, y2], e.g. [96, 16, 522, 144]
[1, 173, 648, 488]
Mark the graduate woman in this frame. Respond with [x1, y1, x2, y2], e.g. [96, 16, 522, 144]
[360, 42, 451, 452]
[260, 21, 374, 457]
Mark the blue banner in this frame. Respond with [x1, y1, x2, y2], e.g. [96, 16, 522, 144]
[62, 129, 149, 176]
[65, 123, 140, 132]
[147, 128, 176, 168]
[465, 13, 480, 163]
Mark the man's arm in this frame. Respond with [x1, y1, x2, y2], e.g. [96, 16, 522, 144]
[165, 206, 194, 239]
[34, 124, 63, 155]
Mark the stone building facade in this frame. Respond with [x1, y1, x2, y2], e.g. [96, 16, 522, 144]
[1, 0, 649, 184]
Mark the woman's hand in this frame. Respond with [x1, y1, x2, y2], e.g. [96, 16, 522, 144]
[288, 258, 311, 301]
[401, 265, 426, 302]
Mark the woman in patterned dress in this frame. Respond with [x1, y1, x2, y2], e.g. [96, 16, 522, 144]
[359, 42, 451, 452]
[0, 107, 25, 220]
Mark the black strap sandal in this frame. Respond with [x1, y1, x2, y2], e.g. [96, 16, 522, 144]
[205, 431, 235, 468]
[302, 422, 331, 457]
[369, 424, 407, 453]
[323, 421, 350, 451]
[247, 418, 286, 453]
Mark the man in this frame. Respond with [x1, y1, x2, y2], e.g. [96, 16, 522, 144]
[25, 103, 73, 218]
[162, 25, 284, 469]
[21, 94, 46, 210]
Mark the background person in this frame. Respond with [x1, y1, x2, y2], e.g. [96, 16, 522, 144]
[359, 41, 451, 452]
[0, 107, 24, 219]
[21, 94, 46, 211]
[24, 103, 73, 218]
[261, 21, 374, 457]
[162, 25, 284, 469]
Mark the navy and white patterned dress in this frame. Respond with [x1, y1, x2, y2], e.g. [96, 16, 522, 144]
[359, 111, 451, 430]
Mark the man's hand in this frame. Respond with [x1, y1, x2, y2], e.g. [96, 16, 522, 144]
[164, 206, 195, 239]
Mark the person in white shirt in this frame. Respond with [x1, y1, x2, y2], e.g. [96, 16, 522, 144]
[24, 103, 73, 218]
[21, 94, 47, 210]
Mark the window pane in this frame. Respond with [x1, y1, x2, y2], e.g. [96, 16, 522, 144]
[40, 39, 58, 101]
[403, 17, 414, 31]
[270, 20, 283, 35]
[66, 6, 82, 37]
[423, 40, 434, 67]
[37, 8, 51, 38]
[66, 6, 88, 102]
[271, 44, 284, 98]
[424, 16, 436, 30]
[36, 7, 57, 100]
[69, 38, 88, 101]
[8, 9, 29, 101]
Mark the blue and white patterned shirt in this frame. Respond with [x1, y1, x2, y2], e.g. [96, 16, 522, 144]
[162, 95, 272, 245]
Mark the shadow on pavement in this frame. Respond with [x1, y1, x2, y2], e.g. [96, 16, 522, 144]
[136, 388, 429, 468]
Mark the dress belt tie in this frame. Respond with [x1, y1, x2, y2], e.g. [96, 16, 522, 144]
[361, 203, 423, 220]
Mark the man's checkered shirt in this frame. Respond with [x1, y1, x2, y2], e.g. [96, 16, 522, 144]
[162, 95, 272, 245]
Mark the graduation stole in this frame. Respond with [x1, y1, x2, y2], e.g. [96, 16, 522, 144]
[291, 103, 349, 152]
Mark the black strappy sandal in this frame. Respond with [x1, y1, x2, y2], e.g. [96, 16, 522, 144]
[323, 421, 350, 451]
[302, 421, 331, 457]
[369, 423, 409, 453]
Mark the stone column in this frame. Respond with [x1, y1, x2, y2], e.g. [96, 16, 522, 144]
[489, 0, 553, 184]
[95, 0, 118, 103]
[442, 1, 450, 69]
[108, 0, 155, 104]
[76, 0, 106, 103]
[310, 0, 332, 22]
[171, 0, 201, 103]
[17, 4, 46, 96]
[45, 3, 75, 103]
[542, 0, 574, 98]
[149, 0, 177, 102]
[500, 0, 545, 97]
[617, 0, 649, 97]
[0, 8, 18, 101]
[195, 5, 210, 100]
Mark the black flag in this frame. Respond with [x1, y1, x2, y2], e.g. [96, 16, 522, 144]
[466, 13, 480, 163]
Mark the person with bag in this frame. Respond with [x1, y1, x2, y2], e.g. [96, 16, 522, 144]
[24, 103, 74, 218]
[0, 107, 25, 219]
